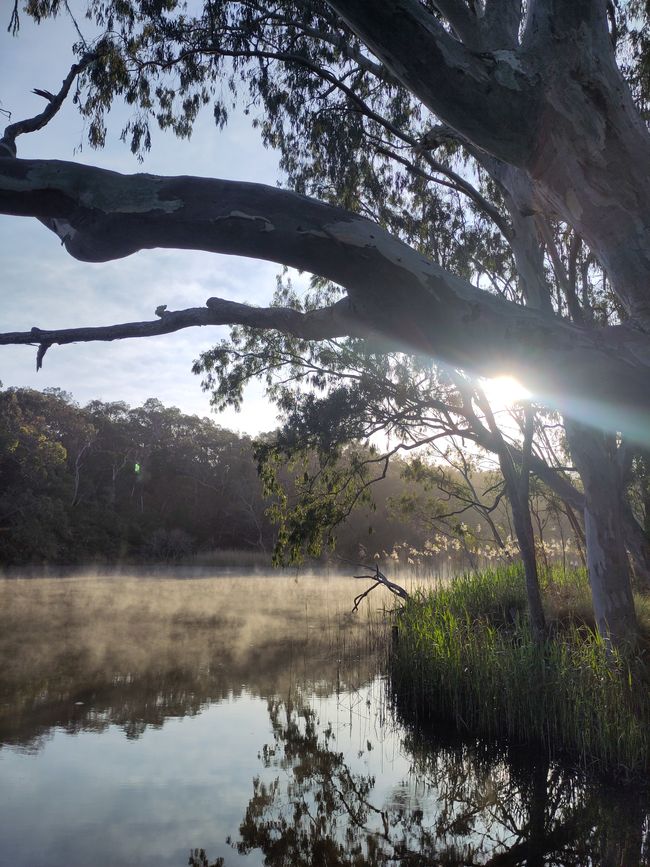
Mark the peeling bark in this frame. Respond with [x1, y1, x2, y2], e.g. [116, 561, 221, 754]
[1, 158, 650, 441]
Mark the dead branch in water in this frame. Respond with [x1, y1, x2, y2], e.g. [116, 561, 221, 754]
[351, 563, 409, 612]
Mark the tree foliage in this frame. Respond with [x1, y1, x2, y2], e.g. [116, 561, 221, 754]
[4, 1, 650, 640]
[0, 387, 270, 563]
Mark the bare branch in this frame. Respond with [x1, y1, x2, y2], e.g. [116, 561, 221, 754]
[352, 563, 409, 612]
[7, 1, 19, 35]
[0, 52, 97, 157]
[0, 297, 369, 370]
[63, 0, 89, 49]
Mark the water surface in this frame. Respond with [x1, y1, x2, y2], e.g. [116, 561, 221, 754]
[0, 573, 648, 866]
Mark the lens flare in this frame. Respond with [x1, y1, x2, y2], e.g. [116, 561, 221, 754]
[481, 375, 531, 408]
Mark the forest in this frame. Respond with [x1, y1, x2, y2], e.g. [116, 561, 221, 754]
[0, 385, 581, 570]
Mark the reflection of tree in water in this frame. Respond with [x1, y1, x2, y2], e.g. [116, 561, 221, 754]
[0, 575, 387, 752]
[0, 636, 377, 752]
[225, 698, 650, 866]
[187, 848, 224, 867]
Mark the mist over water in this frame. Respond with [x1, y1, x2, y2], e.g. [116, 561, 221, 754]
[0, 572, 648, 865]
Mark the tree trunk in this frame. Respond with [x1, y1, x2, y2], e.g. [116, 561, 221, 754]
[506, 473, 546, 641]
[563, 503, 587, 570]
[475, 393, 546, 639]
[496, 448, 546, 641]
[566, 423, 637, 646]
[621, 501, 650, 591]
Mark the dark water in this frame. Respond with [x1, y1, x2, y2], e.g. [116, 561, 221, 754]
[0, 573, 648, 866]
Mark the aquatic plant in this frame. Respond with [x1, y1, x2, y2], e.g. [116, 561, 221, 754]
[391, 565, 650, 778]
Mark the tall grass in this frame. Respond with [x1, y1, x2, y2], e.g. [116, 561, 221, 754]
[392, 564, 650, 779]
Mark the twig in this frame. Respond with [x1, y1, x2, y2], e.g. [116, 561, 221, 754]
[7, 1, 19, 35]
[1, 51, 97, 156]
[351, 563, 409, 612]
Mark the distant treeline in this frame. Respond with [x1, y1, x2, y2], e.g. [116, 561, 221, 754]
[0, 388, 271, 565]
[0, 388, 421, 566]
[0, 387, 576, 569]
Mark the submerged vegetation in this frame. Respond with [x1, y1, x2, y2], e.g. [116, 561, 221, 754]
[392, 565, 650, 779]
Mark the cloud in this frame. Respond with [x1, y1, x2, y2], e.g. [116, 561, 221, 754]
[0, 15, 299, 433]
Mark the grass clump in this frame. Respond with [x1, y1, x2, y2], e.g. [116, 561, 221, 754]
[392, 564, 650, 779]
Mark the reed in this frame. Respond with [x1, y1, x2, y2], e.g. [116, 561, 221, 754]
[391, 564, 650, 779]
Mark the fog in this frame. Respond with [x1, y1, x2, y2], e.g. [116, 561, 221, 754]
[0, 571, 419, 752]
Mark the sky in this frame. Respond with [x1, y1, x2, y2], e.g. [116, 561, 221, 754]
[0, 9, 290, 434]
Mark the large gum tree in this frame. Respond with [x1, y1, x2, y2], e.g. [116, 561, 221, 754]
[2, 0, 650, 645]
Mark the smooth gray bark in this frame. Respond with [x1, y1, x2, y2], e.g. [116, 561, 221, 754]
[566, 423, 637, 645]
[1, 158, 650, 444]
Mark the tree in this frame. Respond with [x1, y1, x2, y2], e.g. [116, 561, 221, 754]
[0, 386, 279, 564]
[0, 388, 72, 562]
[2, 1, 650, 642]
[211, 326, 553, 635]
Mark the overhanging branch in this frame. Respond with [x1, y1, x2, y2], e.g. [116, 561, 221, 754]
[0, 297, 368, 370]
[1, 157, 650, 440]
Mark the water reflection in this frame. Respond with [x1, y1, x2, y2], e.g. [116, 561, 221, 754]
[0, 573, 387, 752]
[0, 575, 649, 866]
[229, 694, 650, 866]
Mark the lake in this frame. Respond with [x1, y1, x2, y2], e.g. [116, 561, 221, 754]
[0, 572, 648, 866]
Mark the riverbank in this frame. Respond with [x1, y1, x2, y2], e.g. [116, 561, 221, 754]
[391, 565, 650, 779]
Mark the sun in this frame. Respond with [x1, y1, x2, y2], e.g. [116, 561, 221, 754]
[480, 375, 531, 408]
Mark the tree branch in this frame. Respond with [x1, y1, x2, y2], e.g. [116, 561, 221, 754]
[375, 143, 512, 239]
[7, 1, 19, 35]
[0, 52, 97, 157]
[326, 0, 540, 165]
[430, 1, 480, 48]
[536, 217, 585, 323]
[0, 297, 368, 369]
[352, 563, 409, 611]
[1, 158, 650, 440]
